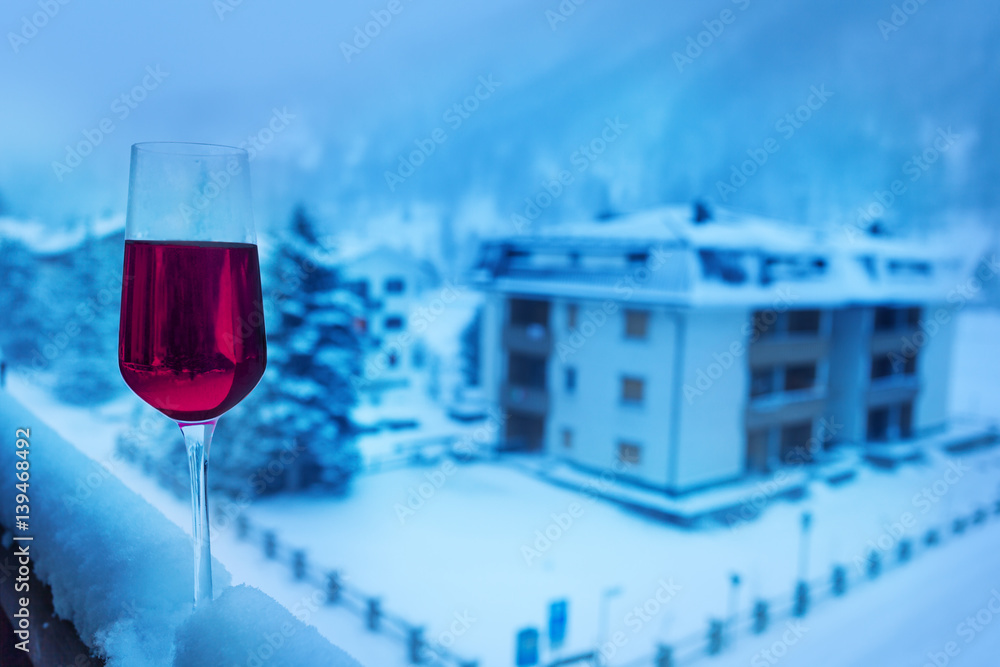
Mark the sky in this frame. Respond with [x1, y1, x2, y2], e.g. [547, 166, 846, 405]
[0, 0, 997, 237]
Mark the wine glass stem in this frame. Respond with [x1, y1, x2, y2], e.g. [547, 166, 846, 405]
[179, 420, 217, 608]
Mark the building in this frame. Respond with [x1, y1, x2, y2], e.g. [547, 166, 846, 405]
[340, 245, 441, 393]
[471, 205, 983, 496]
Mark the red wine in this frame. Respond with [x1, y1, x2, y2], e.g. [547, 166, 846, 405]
[119, 240, 267, 422]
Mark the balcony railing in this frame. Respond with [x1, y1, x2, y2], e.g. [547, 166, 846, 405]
[503, 323, 551, 355]
[501, 383, 550, 416]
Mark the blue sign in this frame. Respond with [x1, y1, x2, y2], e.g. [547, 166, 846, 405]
[549, 599, 568, 648]
[516, 628, 539, 666]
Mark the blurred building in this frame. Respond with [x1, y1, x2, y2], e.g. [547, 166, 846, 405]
[340, 245, 441, 393]
[472, 205, 981, 495]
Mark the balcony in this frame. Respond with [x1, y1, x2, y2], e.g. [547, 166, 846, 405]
[504, 323, 551, 355]
[501, 383, 550, 416]
[748, 335, 830, 368]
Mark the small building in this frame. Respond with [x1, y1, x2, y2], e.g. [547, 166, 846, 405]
[339, 244, 441, 393]
[471, 205, 983, 495]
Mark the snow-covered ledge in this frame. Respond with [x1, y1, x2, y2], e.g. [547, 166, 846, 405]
[0, 392, 362, 667]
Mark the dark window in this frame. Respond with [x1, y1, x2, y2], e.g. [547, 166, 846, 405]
[565, 367, 577, 393]
[780, 421, 813, 463]
[385, 277, 405, 294]
[906, 307, 921, 327]
[567, 304, 578, 330]
[384, 315, 404, 331]
[752, 310, 779, 339]
[871, 355, 894, 380]
[699, 249, 748, 284]
[627, 251, 649, 264]
[618, 441, 642, 464]
[867, 407, 890, 441]
[787, 309, 821, 334]
[784, 364, 817, 392]
[625, 310, 649, 339]
[751, 368, 775, 398]
[746, 429, 771, 474]
[562, 428, 573, 449]
[900, 402, 913, 438]
[904, 354, 917, 375]
[510, 298, 549, 327]
[508, 353, 546, 389]
[622, 377, 645, 404]
[874, 307, 896, 332]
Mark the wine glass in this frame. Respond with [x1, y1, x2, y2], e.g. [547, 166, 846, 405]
[118, 142, 267, 607]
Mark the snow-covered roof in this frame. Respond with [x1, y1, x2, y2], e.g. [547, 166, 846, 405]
[0, 214, 125, 256]
[472, 205, 988, 307]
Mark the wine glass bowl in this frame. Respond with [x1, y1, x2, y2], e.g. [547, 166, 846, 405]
[118, 142, 266, 607]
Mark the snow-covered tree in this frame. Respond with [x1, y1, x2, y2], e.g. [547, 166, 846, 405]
[212, 206, 363, 497]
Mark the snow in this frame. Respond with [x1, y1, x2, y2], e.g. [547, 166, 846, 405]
[0, 215, 125, 255]
[0, 392, 361, 667]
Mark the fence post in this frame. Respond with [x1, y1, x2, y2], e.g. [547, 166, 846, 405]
[866, 550, 881, 578]
[327, 571, 342, 604]
[707, 619, 723, 655]
[953, 517, 967, 535]
[408, 627, 424, 664]
[656, 644, 673, 667]
[973, 508, 987, 525]
[293, 550, 307, 580]
[793, 581, 809, 618]
[367, 598, 381, 631]
[924, 528, 940, 547]
[831, 565, 847, 596]
[752, 600, 768, 634]
[897, 539, 912, 564]
[263, 530, 277, 560]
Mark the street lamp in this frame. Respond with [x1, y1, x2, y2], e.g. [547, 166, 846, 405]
[727, 573, 742, 647]
[597, 586, 624, 649]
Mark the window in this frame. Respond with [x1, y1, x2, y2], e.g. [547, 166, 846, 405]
[784, 364, 817, 392]
[627, 251, 649, 264]
[874, 306, 919, 332]
[567, 304, 578, 330]
[871, 353, 917, 380]
[618, 441, 642, 464]
[562, 428, 573, 449]
[384, 277, 405, 294]
[787, 309, 821, 334]
[384, 315, 404, 331]
[508, 353, 546, 389]
[510, 298, 549, 327]
[746, 429, 771, 474]
[699, 249, 748, 284]
[780, 421, 813, 464]
[621, 377, 645, 404]
[565, 367, 577, 393]
[751, 368, 776, 398]
[868, 402, 914, 442]
[625, 310, 649, 340]
[867, 407, 890, 441]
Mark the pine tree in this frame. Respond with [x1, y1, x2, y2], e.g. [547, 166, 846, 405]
[213, 206, 363, 497]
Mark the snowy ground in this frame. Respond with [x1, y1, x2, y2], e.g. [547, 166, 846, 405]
[6, 308, 1000, 666]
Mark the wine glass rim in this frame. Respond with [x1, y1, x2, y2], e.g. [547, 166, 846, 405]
[132, 141, 248, 158]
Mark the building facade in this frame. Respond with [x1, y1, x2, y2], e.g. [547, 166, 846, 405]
[472, 206, 976, 495]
